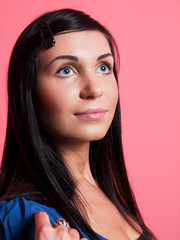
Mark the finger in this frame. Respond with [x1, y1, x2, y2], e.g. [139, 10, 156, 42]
[52, 225, 70, 240]
[34, 211, 51, 230]
[69, 228, 80, 238]
[55, 224, 69, 232]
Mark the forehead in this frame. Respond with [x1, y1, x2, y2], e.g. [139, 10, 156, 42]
[38, 30, 112, 63]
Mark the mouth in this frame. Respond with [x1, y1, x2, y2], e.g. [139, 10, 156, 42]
[74, 107, 107, 120]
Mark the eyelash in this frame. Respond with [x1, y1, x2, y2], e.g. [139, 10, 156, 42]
[56, 62, 113, 77]
[98, 62, 113, 73]
[56, 65, 76, 77]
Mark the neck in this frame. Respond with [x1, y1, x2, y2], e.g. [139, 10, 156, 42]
[56, 141, 95, 184]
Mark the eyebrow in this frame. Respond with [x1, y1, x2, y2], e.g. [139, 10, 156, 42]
[97, 53, 113, 61]
[46, 55, 78, 68]
[46, 53, 113, 68]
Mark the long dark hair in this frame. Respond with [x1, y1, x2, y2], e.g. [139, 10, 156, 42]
[0, 9, 155, 239]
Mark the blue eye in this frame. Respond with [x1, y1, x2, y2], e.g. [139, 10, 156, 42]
[96, 64, 111, 74]
[57, 67, 74, 77]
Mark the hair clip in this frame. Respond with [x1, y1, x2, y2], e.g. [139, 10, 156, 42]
[40, 21, 55, 49]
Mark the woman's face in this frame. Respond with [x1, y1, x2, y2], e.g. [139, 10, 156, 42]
[36, 30, 118, 145]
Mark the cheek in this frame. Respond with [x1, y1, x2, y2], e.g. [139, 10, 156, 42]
[35, 83, 70, 115]
[34, 87, 67, 138]
[106, 78, 119, 109]
[34, 81, 79, 140]
[112, 82, 119, 104]
[34, 88, 65, 137]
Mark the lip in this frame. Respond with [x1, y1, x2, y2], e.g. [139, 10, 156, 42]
[74, 107, 107, 120]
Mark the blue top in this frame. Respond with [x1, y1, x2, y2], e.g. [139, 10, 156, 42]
[0, 197, 150, 240]
[0, 196, 108, 240]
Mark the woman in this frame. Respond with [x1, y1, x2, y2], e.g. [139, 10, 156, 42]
[0, 9, 155, 240]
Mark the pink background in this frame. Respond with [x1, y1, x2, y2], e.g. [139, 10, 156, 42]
[0, 0, 180, 239]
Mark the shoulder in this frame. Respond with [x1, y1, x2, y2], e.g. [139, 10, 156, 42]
[0, 196, 62, 240]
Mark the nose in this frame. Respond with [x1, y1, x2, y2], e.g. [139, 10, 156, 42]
[79, 73, 103, 99]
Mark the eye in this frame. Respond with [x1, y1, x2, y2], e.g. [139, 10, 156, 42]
[96, 63, 112, 74]
[56, 66, 75, 77]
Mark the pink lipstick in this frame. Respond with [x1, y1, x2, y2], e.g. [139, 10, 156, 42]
[74, 108, 107, 120]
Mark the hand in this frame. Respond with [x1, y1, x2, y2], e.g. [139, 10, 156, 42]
[34, 211, 88, 240]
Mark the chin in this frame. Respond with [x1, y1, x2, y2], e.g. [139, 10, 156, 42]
[83, 129, 109, 142]
[48, 124, 111, 144]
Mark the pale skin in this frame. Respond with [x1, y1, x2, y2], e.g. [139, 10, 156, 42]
[34, 30, 142, 239]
